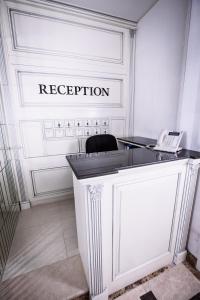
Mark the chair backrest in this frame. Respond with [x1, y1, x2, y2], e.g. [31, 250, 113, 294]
[86, 134, 118, 154]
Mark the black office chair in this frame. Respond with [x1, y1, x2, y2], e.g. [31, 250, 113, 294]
[86, 134, 118, 154]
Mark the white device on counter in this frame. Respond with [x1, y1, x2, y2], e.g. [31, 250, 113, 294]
[154, 130, 184, 153]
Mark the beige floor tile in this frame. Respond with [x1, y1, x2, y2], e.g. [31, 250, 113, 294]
[58, 203, 76, 220]
[64, 234, 79, 258]
[143, 263, 200, 300]
[0, 255, 88, 300]
[17, 202, 62, 229]
[117, 264, 200, 300]
[2, 200, 77, 281]
[3, 222, 67, 280]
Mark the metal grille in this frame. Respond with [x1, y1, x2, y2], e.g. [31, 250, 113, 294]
[0, 127, 20, 280]
[0, 160, 20, 280]
[13, 150, 27, 203]
[0, 33, 21, 280]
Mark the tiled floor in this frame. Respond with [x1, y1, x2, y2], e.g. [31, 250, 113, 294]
[1, 199, 200, 300]
[0, 255, 88, 300]
[3, 199, 79, 280]
[113, 263, 200, 300]
[0, 199, 88, 300]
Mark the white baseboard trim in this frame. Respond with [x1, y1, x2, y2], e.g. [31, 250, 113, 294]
[91, 289, 108, 300]
[174, 250, 187, 265]
[20, 201, 31, 210]
[30, 192, 74, 206]
[196, 259, 200, 271]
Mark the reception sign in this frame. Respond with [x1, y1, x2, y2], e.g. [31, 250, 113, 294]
[17, 71, 122, 107]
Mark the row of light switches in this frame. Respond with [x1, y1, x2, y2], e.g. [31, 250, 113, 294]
[44, 127, 109, 138]
[44, 119, 109, 129]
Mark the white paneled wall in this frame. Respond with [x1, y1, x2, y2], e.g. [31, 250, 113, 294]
[0, 0, 134, 205]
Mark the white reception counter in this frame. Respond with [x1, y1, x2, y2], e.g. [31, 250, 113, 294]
[66, 146, 200, 300]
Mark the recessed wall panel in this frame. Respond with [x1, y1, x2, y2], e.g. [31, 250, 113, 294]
[31, 166, 73, 196]
[17, 71, 122, 107]
[10, 10, 123, 63]
[2, 0, 132, 204]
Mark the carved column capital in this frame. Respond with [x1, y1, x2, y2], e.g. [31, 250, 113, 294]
[88, 184, 102, 202]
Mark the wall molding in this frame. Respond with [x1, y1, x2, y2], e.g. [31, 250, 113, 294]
[16, 70, 123, 108]
[9, 8, 124, 64]
[31, 166, 73, 196]
[6, 0, 137, 30]
[1, 0, 131, 205]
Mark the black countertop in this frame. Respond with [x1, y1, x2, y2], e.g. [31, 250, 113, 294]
[66, 147, 200, 180]
[117, 136, 156, 147]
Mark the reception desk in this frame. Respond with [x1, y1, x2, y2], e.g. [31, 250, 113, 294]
[66, 146, 200, 300]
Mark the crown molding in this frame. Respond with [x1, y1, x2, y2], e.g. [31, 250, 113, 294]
[4, 0, 137, 30]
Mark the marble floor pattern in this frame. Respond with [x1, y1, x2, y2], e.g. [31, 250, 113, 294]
[2, 199, 80, 280]
[1, 199, 200, 300]
[113, 263, 200, 300]
[0, 255, 88, 300]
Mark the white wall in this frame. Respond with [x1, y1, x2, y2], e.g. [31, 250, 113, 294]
[133, 0, 189, 139]
[177, 0, 200, 266]
[0, 0, 131, 205]
[134, 0, 200, 265]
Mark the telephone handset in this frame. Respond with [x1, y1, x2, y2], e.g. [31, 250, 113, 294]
[154, 130, 184, 153]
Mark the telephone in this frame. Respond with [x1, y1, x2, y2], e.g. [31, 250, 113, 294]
[153, 130, 184, 153]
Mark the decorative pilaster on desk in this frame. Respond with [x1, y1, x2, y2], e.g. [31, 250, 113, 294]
[174, 159, 200, 264]
[87, 184, 108, 300]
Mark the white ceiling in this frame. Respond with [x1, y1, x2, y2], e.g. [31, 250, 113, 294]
[49, 0, 159, 22]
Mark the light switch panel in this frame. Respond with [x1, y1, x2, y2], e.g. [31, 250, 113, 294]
[55, 120, 64, 128]
[65, 120, 74, 127]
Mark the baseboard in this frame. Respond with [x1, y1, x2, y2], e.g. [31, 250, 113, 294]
[30, 192, 74, 206]
[196, 259, 200, 271]
[174, 250, 187, 265]
[91, 289, 108, 300]
[20, 201, 31, 210]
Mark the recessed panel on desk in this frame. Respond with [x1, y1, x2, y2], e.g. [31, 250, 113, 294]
[113, 174, 179, 277]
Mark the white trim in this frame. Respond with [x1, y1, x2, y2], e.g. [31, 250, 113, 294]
[174, 160, 200, 258]
[91, 288, 108, 300]
[6, 0, 137, 30]
[31, 166, 73, 196]
[30, 191, 74, 206]
[197, 258, 200, 271]
[9, 9, 124, 64]
[174, 250, 187, 265]
[86, 184, 105, 296]
[16, 70, 123, 108]
[20, 200, 31, 209]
